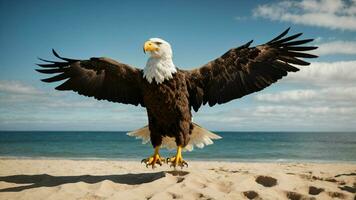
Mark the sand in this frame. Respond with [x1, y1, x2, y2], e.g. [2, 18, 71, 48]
[0, 159, 355, 200]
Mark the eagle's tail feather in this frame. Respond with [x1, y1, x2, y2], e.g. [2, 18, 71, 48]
[126, 123, 222, 151]
[127, 125, 150, 144]
[184, 123, 221, 151]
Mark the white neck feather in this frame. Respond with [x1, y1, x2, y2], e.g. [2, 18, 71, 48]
[143, 57, 177, 84]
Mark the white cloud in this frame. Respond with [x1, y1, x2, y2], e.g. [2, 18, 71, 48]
[253, 0, 356, 31]
[314, 41, 356, 55]
[314, 37, 323, 43]
[255, 89, 316, 102]
[234, 16, 248, 21]
[0, 81, 43, 95]
[285, 60, 356, 86]
[237, 59, 356, 131]
[255, 87, 356, 105]
[253, 105, 356, 117]
[195, 104, 356, 131]
[0, 80, 106, 109]
[251, 60, 356, 129]
[0, 80, 147, 130]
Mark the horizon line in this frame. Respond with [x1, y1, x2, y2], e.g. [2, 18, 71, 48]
[1, 130, 356, 133]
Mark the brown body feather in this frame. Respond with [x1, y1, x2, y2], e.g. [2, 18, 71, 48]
[142, 71, 192, 147]
[36, 28, 318, 148]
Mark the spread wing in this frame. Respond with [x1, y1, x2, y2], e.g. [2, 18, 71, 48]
[36, 49, 144, 106]
[186, 28, 318, 112]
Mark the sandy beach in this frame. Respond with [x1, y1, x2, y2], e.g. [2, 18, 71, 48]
[0, 159, 355, 200]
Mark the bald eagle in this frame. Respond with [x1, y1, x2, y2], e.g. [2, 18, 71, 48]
[37, 28, 317, 168]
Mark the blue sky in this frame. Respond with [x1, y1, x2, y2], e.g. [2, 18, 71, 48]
[1, 0, 356, 131]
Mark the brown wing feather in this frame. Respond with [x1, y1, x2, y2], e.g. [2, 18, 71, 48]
[36, 49, 144, 106]
[186, 28, 318, 112]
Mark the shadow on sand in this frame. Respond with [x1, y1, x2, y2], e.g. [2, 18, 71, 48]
[0, 171, 172, 192]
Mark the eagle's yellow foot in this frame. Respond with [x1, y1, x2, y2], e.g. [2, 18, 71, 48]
[167, 146, 188, 168]
[141, 146, 164, 168]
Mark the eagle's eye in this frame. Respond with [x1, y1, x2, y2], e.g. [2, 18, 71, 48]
[155, 41, 162, 45]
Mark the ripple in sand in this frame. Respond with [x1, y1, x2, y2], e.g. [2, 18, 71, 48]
[195, 193, 213, 200]
[176, 177, 185, 183]
[308, 186, 324, 195]
[165, 171, 189, 176]
[328, 191, 346, 199]
[169, 192, 183, 199]
[285, 191, 315, 200]
[77, 193, 105, 200]
[243, 190, 259, 199]
[255, 176, 277, 187]
[338, 185, 356, 193]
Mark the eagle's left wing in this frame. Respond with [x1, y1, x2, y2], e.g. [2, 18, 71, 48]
[185, 28, 318, 112]
[36, 50, 145, 106]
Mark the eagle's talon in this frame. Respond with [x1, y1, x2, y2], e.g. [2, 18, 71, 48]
[167, 146, 188, 168]
[141, 146, 164, 169]
[141, 155, 164, 168]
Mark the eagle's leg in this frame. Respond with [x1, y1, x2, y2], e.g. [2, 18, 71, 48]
[167, 145, 188, 168]
[141, 146, 165, 168]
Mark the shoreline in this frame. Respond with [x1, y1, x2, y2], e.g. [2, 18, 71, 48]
[1, 156, 356, 164]
[1, 159, 355, 200]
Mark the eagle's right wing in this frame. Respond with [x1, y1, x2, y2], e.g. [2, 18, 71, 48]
[36, 50, 145, 106]
[185, 28, 318, 112]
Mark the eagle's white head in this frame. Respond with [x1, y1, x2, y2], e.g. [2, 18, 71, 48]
[143, 38, 177, 84]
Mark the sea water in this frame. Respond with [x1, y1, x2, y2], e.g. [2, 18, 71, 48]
[0, 131, 355, 162]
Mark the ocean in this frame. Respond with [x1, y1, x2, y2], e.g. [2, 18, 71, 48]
[0, 131, 355, 162]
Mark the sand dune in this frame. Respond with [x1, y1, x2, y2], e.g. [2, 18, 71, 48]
[0, 159, 355, 200]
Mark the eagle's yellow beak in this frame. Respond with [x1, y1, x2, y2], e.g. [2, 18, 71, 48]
[143, 41, 159, 53]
